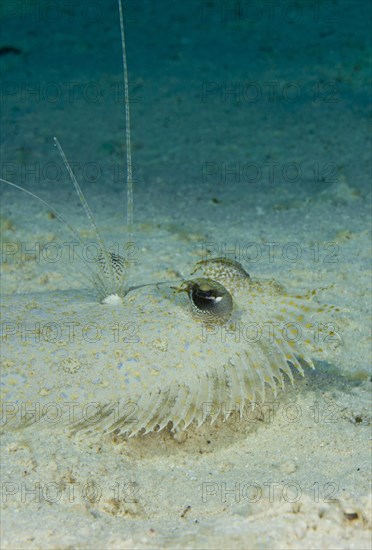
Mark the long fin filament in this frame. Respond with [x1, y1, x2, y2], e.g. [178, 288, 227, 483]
[53, 136, 118, 295]
[118, 0, 134, 243]
[1, 1, 136, 302]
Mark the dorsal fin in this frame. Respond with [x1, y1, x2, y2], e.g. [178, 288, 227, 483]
[1, 0, 135, 302]
[118, 0, 134, 243]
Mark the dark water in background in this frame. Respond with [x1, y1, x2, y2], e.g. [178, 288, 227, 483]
[1, 0, 371, 236]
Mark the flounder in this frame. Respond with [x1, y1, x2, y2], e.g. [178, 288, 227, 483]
[1, 256, 337, 437]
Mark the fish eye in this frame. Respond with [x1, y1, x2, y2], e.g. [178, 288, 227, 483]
[177, 278, 233, 323]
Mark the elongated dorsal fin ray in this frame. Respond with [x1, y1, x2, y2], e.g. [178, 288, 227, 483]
[0, 177, 111, 287]
[118, 0, 134, 243]
[1, 1, 135, 302]
[53, 137, 117, 292]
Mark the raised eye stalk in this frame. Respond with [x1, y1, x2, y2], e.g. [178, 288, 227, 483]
[174, 278, 233, 324]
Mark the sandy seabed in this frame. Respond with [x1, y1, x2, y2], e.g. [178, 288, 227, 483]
[1, 1, 371, 548]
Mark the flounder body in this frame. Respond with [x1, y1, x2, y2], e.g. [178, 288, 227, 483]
[1, 258, 336, 437]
